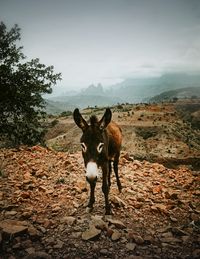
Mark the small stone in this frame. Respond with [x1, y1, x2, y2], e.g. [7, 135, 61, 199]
[25, 247, 36, 254]
[54, 240, 64, 249]
[100, 249, 109, 255]
[82, 225, 101, 241]
[170, 216, 178, 222]
[160, 237, 182, 244]
[126, 243, 136, 251]
[5, 210, 18, 216]
[107, 218, 126, 229]
[37, 225, 46, 234]
[60, 216, 76, 226]
[28, 226, 41, 239]
[0, 219, 28, 237]
[0, 191, 3, 200]
[23, 252, 52, 259]
[171, 227, 189, 236]
[21, 211, 33, 219]
[111, 196, 127, 207]
[20, 192, 31, 199]
[52, 206, 61, 212]
[111, 230, 121, 241]
[193, 249, 200, 258]
[91, 215, 108, 230]
[106, 228, 114, 238]
[128, 232, 144, 245]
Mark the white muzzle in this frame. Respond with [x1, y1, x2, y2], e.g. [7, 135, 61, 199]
[86, 162, 99, 182]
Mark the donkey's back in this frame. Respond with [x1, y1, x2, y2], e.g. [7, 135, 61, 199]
[106, 121, 122, 160]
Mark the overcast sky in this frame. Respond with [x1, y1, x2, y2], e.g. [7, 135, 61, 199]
[1, 0, 200, 92]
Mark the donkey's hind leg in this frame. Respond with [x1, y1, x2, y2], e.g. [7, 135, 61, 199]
[108, 160, 112, 187]
[114, 153, 122, 192]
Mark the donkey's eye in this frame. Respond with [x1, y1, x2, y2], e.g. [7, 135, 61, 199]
[81, 142, 87, 152]
[97, 142, 104, 153]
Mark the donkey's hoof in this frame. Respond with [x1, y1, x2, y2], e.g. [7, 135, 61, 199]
[105, 209, 113, 215]
[86, 207, 93, 213]
[105, 205, 113, 215]
[118, 184, 122, 193]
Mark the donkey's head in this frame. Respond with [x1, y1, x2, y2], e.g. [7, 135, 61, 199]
[73, 108, 112, 183]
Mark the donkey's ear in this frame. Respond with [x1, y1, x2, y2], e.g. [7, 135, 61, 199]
[73, 108, 88, 131]
[99, 108, 112, 129]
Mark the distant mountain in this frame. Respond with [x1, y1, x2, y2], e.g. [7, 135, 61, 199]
[148, 87, 200, 103]
[105, 73, 200, 103]
[44, 99, 76, 115]
[45, 73, 200, 114]
[81, 83, 104, 96]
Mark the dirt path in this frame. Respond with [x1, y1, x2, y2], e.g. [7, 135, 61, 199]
[0, 146, 200, 258]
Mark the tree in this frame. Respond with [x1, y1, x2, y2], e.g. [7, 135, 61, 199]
[0, 22, 61, 146]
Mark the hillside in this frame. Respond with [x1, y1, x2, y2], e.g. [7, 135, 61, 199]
[149, 87, 200, 103]
[45, 100, 200, 169]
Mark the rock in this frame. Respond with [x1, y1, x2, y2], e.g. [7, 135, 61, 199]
[100, 248, 109, 255]
[151, 204, 167, 214]
[169, 215, 178, 222]
[106, 228, 114, 238]
[111, 196, 127, 207]
[106, 218, 126, 229]
[23, 252, 52, 259]
[0, 191, 3, 200]
[52, 206, 61, 213]
[0, 219, 28, 237]
[127, 256, 143, 259]
[91, 215, 108, 230]
[82, 225, 101, 241]
[152, 185, 162, 194]
[192, 249, 200, 258]
[25, 247, 36, 255]
[171, 227, 189, 236]
[21, 211, 33, 219]
[28, 225, 41, 240]
[37, 225, 46, 234]
[111, 230, 121, 241]
[5, 210, 18, 216]
[20, 192, 31, 199]
[60, 216, 76, 226]
[54, 240, 64, 249]
[128, 232, 144, 245]
[126, 243, 136, 251]
[160, 236, 182, 244]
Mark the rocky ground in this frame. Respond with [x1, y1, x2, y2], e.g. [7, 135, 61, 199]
[0, 146, 200, 259]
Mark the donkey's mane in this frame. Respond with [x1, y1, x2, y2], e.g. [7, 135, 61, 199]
[90, 115, 99, 126]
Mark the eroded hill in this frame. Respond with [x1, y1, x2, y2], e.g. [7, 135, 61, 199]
[45, 100, 200, 169]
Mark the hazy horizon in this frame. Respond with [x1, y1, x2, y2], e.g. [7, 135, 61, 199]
[1, 0, 200, 94]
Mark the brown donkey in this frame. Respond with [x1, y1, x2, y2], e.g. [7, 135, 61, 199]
[73, 108, 122, 214]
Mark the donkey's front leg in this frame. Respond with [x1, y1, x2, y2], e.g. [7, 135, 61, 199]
[102, 163, 112, 215]
[87, 181, 96, 212]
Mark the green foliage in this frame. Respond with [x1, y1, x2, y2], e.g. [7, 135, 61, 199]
[60, 111, 73, 117]
[50, 119, 59, 127]
[0, 22, 61, 146]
